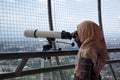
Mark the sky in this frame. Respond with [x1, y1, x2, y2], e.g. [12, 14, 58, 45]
[0, 0, 120, 41]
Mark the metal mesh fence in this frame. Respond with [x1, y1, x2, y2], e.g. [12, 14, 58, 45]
[0, 0, 98, 52]
[0, 0, 49, 52]
[0, 0, 120, 80]
[0, 0, 120, 51]
[101, 0, 120, 49]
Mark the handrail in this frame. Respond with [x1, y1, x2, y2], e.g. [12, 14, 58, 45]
[0, 50, 77, 60]
[0, 48, 120, 79]
[0, 48, 120, 60]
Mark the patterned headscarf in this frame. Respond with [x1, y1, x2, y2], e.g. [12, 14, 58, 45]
[77, 20, 107, 60]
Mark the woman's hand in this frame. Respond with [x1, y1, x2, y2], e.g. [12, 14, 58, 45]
[74, 59, 81, 77]
[71, 31, 78, 38]
[74, 69, 80, 77]
[71, 31, 81, 47]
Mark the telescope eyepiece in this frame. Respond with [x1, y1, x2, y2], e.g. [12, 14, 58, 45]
[61, 31, 78, 39]
[61, 31, 72, 40]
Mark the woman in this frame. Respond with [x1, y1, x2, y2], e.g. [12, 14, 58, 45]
[72, 20, 107, 80]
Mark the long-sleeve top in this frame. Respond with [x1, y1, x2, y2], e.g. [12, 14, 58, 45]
[74, 44, 107, 78]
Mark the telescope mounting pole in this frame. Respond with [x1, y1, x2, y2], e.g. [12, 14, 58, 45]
[47, 0, 65, 80]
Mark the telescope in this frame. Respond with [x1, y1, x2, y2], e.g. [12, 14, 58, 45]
[24, 30, 77, 51]
[24, 30, 74, 40]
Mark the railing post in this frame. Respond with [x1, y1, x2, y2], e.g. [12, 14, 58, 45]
[40, 58, 44, 80]
[47, 0, 54, 79]
[15, 58, 28, 76]
[52, 41, 65, 80]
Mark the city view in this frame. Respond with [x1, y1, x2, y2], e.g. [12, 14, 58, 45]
[0, 0, 120, 80]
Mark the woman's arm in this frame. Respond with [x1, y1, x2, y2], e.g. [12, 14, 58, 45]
[74, 49, 81, 77]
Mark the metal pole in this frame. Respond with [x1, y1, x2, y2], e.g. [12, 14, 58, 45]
[15, 58, 28, 76]
[98, 0, 117, 80]
[48, 58, 55, 80]
[98, 0, 103, 29]
[40, 58, 44, 80]
[48, 0, 54, 80]
[47, 0, 54, 80]
[48, 0, 53, 31]
[52, 41, 65, 80]
[47, 0, 65, 80]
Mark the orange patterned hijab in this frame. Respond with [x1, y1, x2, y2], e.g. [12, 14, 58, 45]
[77, 20, 107, 59]
[75, 21, 107, 77]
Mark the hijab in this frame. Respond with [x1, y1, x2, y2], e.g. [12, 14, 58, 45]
[77, 20, 107, 61]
